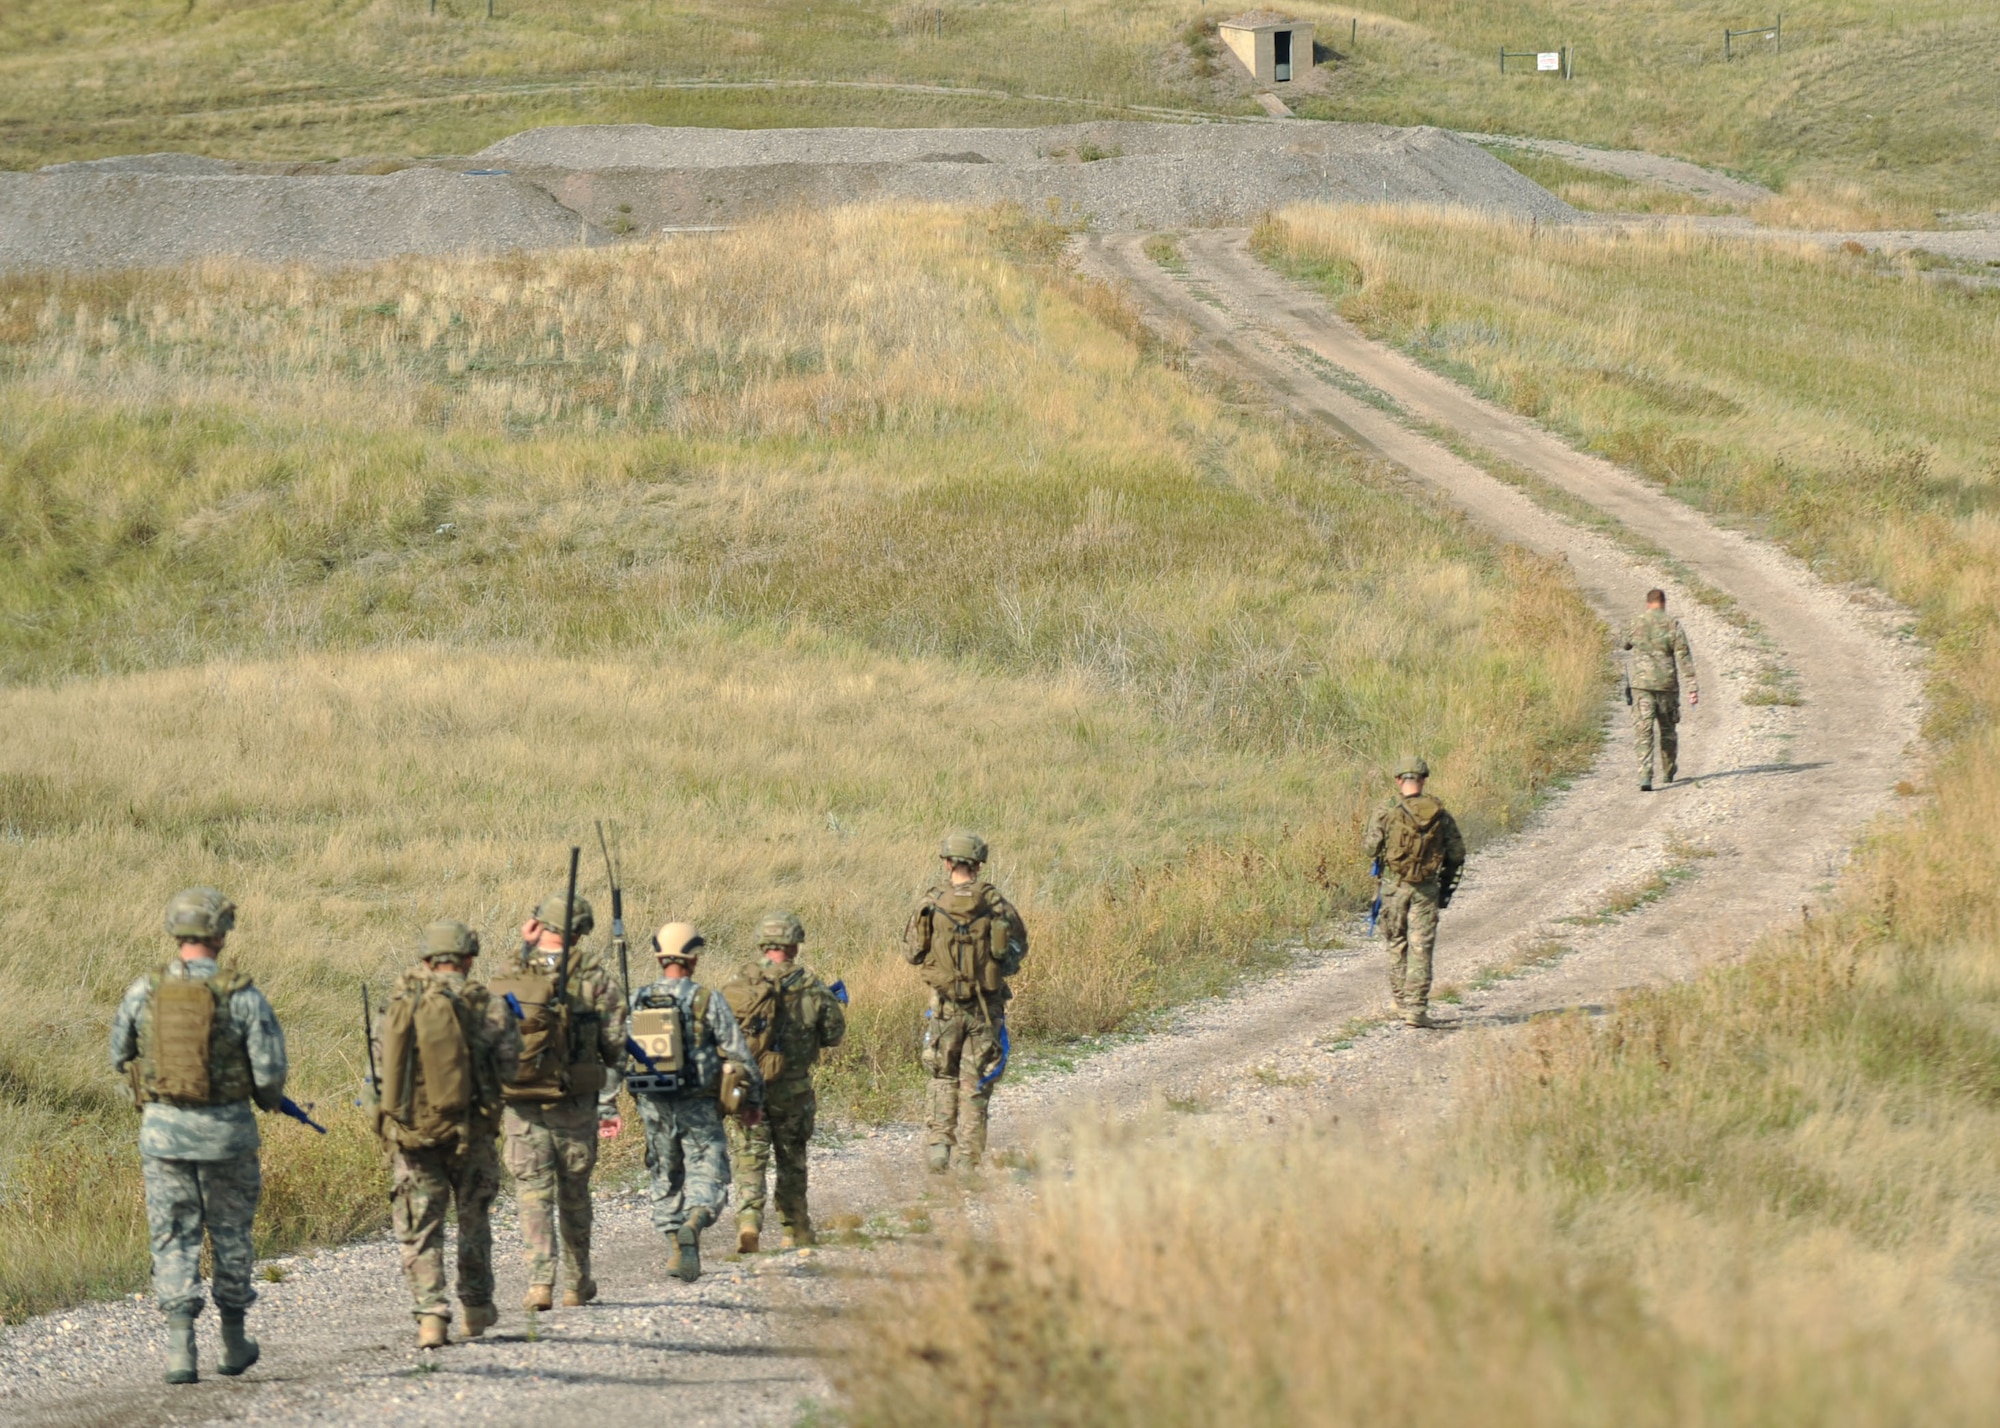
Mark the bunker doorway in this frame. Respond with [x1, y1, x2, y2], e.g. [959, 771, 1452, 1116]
[1274, 28, 1292, 81]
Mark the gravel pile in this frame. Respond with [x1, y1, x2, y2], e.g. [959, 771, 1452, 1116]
[482, 120, 1578, 233]
[1, 121, 1571, 271]
[0, 168, 600, 272]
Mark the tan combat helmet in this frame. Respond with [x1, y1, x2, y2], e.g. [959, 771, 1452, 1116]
[939, 830, 989, 866]
[422, 920, 480, 963]
[755, 910, 805, 949]
[651, 922, 705, 964]
[1393, 755, 1431, 781]
[164, 886, 236, 941]
[533, 891, 595, 939]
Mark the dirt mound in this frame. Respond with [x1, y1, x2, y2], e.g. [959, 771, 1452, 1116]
[482, 121, 1576, 233]
[0, 167, 601, 272]
[0, 122, 1571, 271]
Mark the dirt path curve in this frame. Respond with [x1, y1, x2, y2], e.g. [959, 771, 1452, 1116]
[0, 229, 1921, 1428]
[1456, 131, 1774, 203]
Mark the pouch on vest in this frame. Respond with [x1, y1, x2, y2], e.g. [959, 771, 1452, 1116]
[718, 1060, 753, 1117]
[1382, 796, 1449, 883]
[721, 977, 786, 1085]
[488, 966, 571, 1103]
[152, 977, 216, 1102]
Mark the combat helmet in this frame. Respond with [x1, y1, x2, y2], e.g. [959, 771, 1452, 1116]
[1393, 755, 1431, 781]
[651, 922, 705, 963]
[755, 910, 805, 948]
[939, 830, 989, 866]
[164, 886, 236, 941]
[422, 919, 480, 962]
[533, 891, 595, 939]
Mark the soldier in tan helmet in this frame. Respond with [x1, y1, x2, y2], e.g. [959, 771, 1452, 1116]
[903, 832, 1028, 1174]
[1363, 758, 1466, 1028]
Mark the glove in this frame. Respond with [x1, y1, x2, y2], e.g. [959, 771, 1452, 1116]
[1437, 875, 1460, 910]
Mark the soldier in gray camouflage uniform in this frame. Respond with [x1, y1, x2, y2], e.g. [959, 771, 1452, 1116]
[1624, 588, 1699, 790]
[110, 887, 288, 1386]
[372, 921, 521, 1348]
[624, 922, 764, 1283]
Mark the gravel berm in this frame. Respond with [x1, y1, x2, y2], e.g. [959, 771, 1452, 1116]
[2, 121, 1572, 272]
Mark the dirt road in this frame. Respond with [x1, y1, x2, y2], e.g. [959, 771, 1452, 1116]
[0, 232, 1921, 1426]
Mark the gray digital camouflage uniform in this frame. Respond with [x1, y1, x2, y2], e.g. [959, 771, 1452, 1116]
[627, 976, 763, 1239]
[373, 964, 521, 1326]
[1624, 607, 1698, 786]
[109, 957, 288, 1320]
[498, 950, 626, 1297]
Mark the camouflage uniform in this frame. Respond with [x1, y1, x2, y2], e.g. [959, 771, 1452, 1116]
[374, 963, 520, 1326]
[725, 961, 846, 1242]
[1624, 608, 1698, 787]
[109, 956, 288, 1320]
[627, 975, 763, 1239]
[498, 950, 626, 1297]
[904, 881, 1028, 1169]
[1364, 793, 1466, 1023]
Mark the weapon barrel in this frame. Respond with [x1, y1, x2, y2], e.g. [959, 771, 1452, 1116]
[278, 1096, 329, 1135]
[362, 983, 378, 1091]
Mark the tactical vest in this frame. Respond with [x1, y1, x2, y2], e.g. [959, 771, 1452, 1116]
[720, 972, 786, 1086]
[489, 956, 607, 1105]
[132, 962, 256, 1107]
[910, 884, 1018, 1003]
[625, 982, 717, 1097]
[377, 969, 486, 1150]
[1381, 796, 1451, 883]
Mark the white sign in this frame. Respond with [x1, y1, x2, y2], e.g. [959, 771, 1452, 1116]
[1537, 51, 1561, 70]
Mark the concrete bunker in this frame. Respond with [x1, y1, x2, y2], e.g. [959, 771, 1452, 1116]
[1219, 12, 1316, 84]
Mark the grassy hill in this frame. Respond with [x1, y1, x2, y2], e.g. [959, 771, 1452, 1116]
[0, 209, 1606, 1319]
[2, 2, 1995, 213]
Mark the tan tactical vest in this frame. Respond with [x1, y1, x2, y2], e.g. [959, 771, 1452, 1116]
[911, 884, 1013, 1003]
[132, 963, 256, 1107]
[378, 970, 481, 1150]
[1381, 795, 1451, 883]
[489, 958, 608, 1104]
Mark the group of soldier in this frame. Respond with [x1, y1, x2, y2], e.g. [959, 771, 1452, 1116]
[108, 590, 1693, 1385]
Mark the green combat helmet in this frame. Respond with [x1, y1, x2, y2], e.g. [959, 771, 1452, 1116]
[534, 892, 595, 939]
[755, 911, 805, 948]
[1393, 755, 1431, 781]
[422, 920, 480, 962]
[939, 831, 989, 866]
[164, 886, 236, 941]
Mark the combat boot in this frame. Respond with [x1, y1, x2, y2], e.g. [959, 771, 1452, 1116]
[737, 1213, 760, 1255]
[522, 1284, 553, 1312]
[217, 1307, 260, 1376]
[462, 1303, 497, 1339]
[926, 1143, 952, 1175]
[417, 1313, 450, 1349]
[165, 1312, 198, 1385]
[562, 1278, 597, 1307]
[674, 1223, 703, 1282]
[1403, 1008, 1433, 1029]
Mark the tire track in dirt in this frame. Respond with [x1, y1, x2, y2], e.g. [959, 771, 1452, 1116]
[0, 227, 1922, 1428]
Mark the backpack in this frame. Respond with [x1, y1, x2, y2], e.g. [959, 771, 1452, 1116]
[488, 959, 608, 1102]
[720, 974, 785, 1086]
[625, 984, 714, 1097]
[1382, 795, 1451, 883]
[913, 885, 1017, 1002]
[135, 964, 255, 1107]
[378, 972, 475, 1149]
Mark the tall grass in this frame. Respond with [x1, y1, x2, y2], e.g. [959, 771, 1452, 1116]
[3, 3, 1995, 214]
[0, 208, 1605, 1319]
[847, 210, 2000, 1421]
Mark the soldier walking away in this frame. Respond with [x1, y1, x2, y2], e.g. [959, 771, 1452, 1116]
[904, 832, 1028, 1175]
[487, 891, 628, 1312]
[625, 923, 764, 1282]
[1363, 760, 1467, 1028]
[110, 887, 288, 1385]
[1624, 587, 1699, 791]
[371, 921, 521, 1349]
[722, 911, 847, 1254]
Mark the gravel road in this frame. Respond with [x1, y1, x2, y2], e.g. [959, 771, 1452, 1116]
[0, 223, 1921, 1427]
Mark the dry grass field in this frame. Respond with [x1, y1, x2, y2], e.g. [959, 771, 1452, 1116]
[2, 3, 1995, 215]
[0, 208, 1607, 1319]
[844, 212, 2000, 1423]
